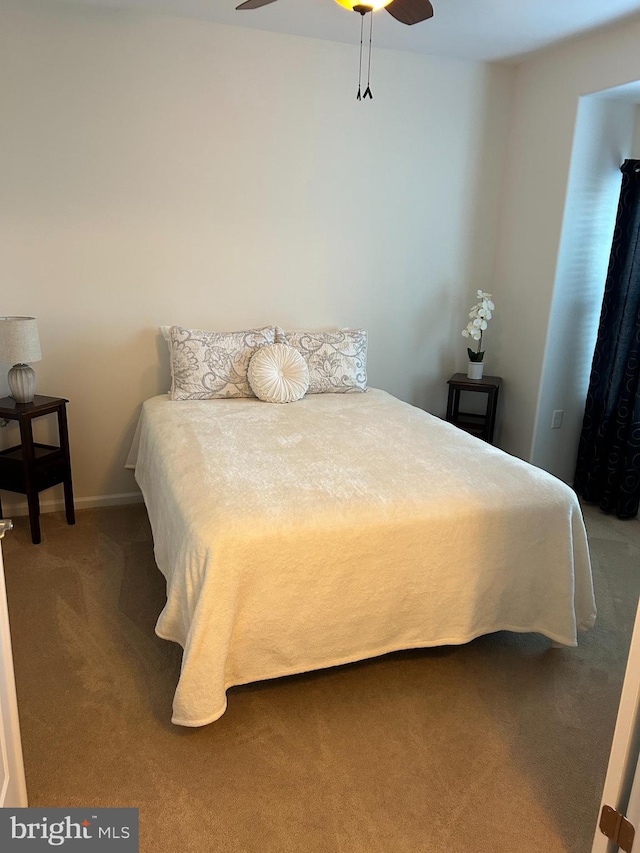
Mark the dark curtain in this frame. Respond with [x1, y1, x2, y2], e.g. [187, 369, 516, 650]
[574, 159, 640, 519]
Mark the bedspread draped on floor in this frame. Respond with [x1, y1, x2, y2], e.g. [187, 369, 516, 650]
[131, 390, 596, 726]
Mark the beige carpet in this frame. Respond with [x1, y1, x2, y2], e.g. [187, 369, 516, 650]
[2, 502, 639, 853]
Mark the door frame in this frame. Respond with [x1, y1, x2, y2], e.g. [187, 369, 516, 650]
[592, 594, 640, 852]
[0, 519, 27, 808]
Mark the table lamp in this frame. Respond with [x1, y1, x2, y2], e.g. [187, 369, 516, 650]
[0, 316, 42, 403]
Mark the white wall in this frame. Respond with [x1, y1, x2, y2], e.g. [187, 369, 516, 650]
[531, 96, 636, 482]
[0, 0, 514, 510]
[491, 19, 640, 466]
[631, 103, 640, 156]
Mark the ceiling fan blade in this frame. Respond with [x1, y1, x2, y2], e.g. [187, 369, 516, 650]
[385, 0, 434, 25]
[236, 0, 279, 9]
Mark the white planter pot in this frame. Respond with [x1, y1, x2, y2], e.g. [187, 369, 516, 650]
[467, 361, 484, 380]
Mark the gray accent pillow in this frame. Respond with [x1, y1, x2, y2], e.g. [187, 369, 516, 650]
[169, 325, 276, 400]
[278, 329, 368, 393]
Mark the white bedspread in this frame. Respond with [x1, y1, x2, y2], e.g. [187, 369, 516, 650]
[132, 390, 596, 727]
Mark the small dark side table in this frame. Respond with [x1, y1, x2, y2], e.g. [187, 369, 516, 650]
[446, 373, 502, 445]
[0, 395, 75, 544]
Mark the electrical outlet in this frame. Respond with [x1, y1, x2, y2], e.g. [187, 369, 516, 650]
[551, 409, 563, 429]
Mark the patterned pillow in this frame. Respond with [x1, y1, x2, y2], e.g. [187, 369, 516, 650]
[279, 329, 368, 394]
[169, 325, 276, 400]
[248, 344, 309, 403]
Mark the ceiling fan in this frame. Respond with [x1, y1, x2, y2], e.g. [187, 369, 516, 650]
[235, 0, 435, 99]
[235, 0, 434, 27]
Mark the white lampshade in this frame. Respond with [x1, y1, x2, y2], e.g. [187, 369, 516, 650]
[0, 316, 42, 365]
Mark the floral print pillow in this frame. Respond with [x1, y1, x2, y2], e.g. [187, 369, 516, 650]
[169, 325, 276, 400]
[278, 329, 368, 394]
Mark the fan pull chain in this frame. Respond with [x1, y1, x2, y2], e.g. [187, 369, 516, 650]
[363, 13, 373, 99]
[356, 13, 364, 101]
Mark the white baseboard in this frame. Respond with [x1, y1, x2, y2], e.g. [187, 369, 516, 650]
[0, 492, 144, 518]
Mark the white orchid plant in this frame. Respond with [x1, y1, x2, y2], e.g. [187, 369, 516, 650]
[461, 290, 495, 363]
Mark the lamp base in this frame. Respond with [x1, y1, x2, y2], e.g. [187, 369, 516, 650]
[8, 363, 36, 404]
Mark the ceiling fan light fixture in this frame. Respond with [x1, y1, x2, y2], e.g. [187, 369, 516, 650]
[334, 0, 393, 12]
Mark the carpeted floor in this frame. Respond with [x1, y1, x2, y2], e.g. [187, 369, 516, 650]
[2, 502, 639, 852]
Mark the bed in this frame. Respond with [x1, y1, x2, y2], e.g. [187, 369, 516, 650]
[130, 387, 596, 727]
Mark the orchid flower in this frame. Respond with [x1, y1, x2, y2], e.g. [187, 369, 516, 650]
[461, 291, 495, 362]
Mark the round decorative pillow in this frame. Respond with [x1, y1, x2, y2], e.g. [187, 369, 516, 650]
[248, 343, 309, 403]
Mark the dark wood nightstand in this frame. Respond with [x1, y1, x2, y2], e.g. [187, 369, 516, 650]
[446, 373, 502, 444]
[0, 395, 75, 544]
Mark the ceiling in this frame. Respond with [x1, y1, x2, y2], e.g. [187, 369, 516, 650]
[47, 0, 640, 62]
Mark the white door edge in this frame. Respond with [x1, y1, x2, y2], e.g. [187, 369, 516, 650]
[0, 525, 27, 808]
[592, 594, 640, 852]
